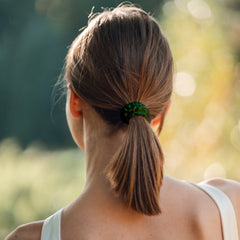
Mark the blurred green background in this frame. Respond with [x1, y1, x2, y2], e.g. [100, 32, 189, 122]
[1, 0, 240, 238]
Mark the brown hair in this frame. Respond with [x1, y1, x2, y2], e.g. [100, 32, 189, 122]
[65, 4, 173, 215]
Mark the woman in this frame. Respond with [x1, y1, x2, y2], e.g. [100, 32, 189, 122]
[6, 4, 240, 240]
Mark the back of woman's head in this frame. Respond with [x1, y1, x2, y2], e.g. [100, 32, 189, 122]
[66, 4, 173, 215]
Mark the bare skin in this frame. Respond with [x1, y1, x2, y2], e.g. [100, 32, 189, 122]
[5, 89, 240, 240]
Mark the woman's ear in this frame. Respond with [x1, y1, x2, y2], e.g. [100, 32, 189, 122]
[151, 100, 171, 127]
[69, 87, 83, 118]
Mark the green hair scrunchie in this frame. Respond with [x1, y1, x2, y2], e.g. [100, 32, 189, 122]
[120, 102, 149, 124]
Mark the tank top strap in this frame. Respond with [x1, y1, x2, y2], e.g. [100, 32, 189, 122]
[41, 208, 64, 240]
[197, 183, 239, 240]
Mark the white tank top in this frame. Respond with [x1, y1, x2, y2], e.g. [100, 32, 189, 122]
[40, 184, 239, 240]
[197, 183, 239, 240]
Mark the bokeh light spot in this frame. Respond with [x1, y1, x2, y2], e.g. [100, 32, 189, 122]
[173, 72, 196, 97]
[187, 0, 212, 20]
[162, 1, 176, 15]
[204, 162, 226, 179]
[174, 0, 189, 13]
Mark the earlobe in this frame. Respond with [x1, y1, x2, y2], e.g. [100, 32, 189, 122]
[69, 88, 83, 119]
[151, 114, 162, 127]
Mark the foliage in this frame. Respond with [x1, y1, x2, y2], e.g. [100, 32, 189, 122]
[0, 139, 85, 238]
[158, 0, 240, 182]
[0, 0, 164, 148]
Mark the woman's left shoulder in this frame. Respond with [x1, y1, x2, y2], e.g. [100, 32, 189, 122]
[202, 177, 240, 199]
[201, 177, 240, 218]
[198, 178, 240, 238]
[4, 221, 44, 240]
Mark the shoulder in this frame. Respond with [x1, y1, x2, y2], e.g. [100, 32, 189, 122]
[202, 177, 240, 203]
[4, 221, 44, 240]
[202, 178, 240, 235]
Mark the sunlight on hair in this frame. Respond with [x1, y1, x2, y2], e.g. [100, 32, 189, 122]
[173, 72, 196, 97]
[187, 0, 212, 20]
[203, 162, 226, 179]
[230, 123, 240, 151]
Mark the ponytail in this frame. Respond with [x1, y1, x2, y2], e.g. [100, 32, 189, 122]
[106, 116, 164, 215]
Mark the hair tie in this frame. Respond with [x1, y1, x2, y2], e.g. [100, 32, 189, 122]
[120, 102, 149, 124]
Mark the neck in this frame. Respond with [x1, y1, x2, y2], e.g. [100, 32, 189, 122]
[83, 123, 126, 192]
